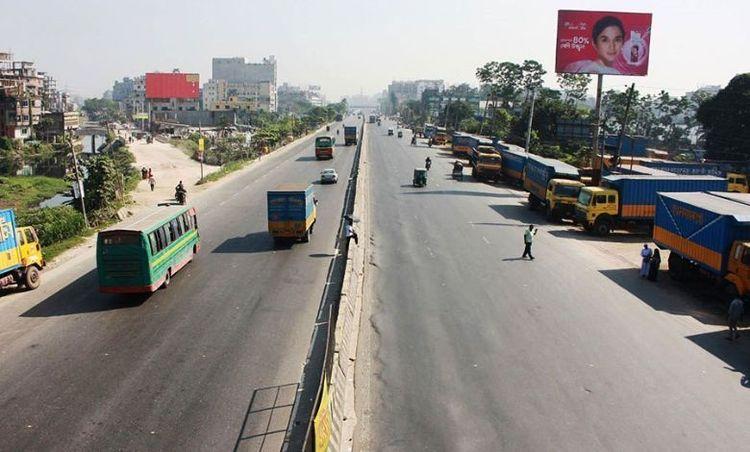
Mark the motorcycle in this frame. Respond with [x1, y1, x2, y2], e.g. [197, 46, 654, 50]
[175, 188, 187, 205]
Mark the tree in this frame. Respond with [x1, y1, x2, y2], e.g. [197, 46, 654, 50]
[520, 60, 546, 103]
[557, 73, 592, 105]
[442, 101, 474, 130]
[81, 98, 122, 122]
[697, 74, 750, 160]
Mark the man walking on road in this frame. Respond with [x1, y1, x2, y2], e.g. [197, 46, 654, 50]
[345, 217, 359, 245]
[148, 175, 156, 191]
[522, 225, 537, 260]
[727, 297, 744, 341]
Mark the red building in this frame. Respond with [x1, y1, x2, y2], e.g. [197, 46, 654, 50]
[145, 72, 200, 112]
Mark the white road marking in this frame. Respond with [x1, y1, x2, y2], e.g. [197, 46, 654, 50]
[482, 236, 490, 244]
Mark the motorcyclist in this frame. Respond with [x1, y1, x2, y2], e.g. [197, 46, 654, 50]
[175, 180, 187, 204]
[425, 157, 432, 170]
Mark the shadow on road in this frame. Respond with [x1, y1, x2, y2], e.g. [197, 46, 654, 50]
[599, 268, 726, 326]
[548, 228, 648, 243]
[213, 231, 292, 254]
[295, 156, 319, 162]
[489, 204, 542, 225]
[233, 382, 298, 451]
[21, 269, 149, 317]
[687, 330, 750, 388]
[501, 257, 531, 262]
[402, 190, 521, 198]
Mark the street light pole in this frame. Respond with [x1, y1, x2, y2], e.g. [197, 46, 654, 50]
[524, 90, 537, 155]
[68, 129, 89, 227]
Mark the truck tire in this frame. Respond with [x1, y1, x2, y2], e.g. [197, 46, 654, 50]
[528, 194, 540, 211]
[668, 252, 685, 280]
[545, 205, 558, 223]
[24, 267, 41, 290]
[472, 167, 477, 178]
[593, 217, 612, 236]
[301, 229, 310, 243]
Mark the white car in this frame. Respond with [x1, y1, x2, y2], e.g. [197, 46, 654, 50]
[320, 168, 339, 184]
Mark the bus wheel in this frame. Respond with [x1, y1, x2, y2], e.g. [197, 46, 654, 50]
[162, 270, 171, 289]
[24, 267, 41, 290]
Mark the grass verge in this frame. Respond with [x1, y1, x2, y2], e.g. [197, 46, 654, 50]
[197, 159, 253, 185]
[43, 231, 92, 262]
[0, 176, 69, 210]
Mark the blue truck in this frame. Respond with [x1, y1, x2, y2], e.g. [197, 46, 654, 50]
[523, 155, 583, 220]
[575, 175, 728, 235]
[496, 142, 527, 186]
[653, 191, 750, 298]
[267, 184, 318, 244]
[344, 126, 357, 146]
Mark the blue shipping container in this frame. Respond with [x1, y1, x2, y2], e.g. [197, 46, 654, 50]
[603, 175, 728, 220]
[0, 209, 20, 274]
[642, 161, 723, 177]
[267, 184, 315, 222]
[654, 192, 750, 275]
[496, 142, 528, 182]
[523, 155, 580, 201]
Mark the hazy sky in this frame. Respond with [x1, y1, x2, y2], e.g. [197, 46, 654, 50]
[5, 0, 748, 101]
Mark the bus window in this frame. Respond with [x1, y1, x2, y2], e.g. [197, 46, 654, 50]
[180, 214, 190, 232]
[170, 219, 181, 239]
[192, 214, 198, 229]
[148, 232, 158, 255]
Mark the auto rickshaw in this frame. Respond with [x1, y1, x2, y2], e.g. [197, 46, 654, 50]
[413, 168, 427, 187]
[397, 130, 403, 138]
[326, 125, 330, 131]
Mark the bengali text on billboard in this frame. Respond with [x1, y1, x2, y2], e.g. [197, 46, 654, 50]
[556, 10, 652, 76]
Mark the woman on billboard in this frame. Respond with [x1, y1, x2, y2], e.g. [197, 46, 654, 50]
[564, 16, 626, 74]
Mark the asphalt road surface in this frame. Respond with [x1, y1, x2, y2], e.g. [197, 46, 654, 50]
[0, 118, 360, 450]
[355, 119, 750, 451]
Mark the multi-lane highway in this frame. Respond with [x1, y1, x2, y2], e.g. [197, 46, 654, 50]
[0, 119, 360, 450]
[355, 119, 750, 450]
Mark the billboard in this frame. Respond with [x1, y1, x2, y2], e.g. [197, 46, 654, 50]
[556, 10, 652, 76]
[145, 72, 200, 99]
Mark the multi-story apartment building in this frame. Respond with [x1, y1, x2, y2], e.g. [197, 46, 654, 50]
[0, 52, 44, 139]
[210, 56, 277, 111]
[113, 75, 146, 117]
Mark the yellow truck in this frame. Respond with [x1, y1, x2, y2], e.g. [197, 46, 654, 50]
[469, 145, 502, 181]
[0, 208, 45, 290]
[727, 172, 749, 193]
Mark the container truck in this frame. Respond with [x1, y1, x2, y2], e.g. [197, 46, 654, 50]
[267, 184, 317, 244]
[653, 191, 750, 299]
[469, 145, 502, 181]
[368, 115, 377, 123]
[523, 155, 583, 221]
[575, 175, 728, 236]
[343, 126, 357, 146]
[496, 142, 527, 186]
[451, 132, 474, 156]
[315, 135, 335, 159]
[0, 208, 44, 290]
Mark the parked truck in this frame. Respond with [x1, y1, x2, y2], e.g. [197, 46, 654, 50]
[653, 191, 750, 299]
[523, 155, 583, 221]
[469, 145, 502, 181]
[575, 175, 728, 236]
[368, 115, 377, 124]
[267, 184, 317, 244]
[344, 126, 357, 146]
[496, 142, 527, 186]
[0, 208, 44, 290]
[315, 135, 335, 159]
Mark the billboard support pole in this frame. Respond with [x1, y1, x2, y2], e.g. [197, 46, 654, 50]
[524, 90, 536, 155]
[592, 74, 604, 185]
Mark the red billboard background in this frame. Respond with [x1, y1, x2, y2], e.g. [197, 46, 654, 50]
[556, 10, 652, 76]
[145, 73, 200, 99]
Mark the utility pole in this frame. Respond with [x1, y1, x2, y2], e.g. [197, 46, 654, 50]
[617, 83, 637, 171]
[524, 90, 537, 155]
[68, 129, 88, 227]
[591, 74, 604, 185]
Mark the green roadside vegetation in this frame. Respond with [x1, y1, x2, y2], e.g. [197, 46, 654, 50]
[1, 132, 139, 263]
[392, 60, 746, 164]
[171, 101, 348, 185]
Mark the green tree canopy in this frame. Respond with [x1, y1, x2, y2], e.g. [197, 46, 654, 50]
[697, 74, 750, 160]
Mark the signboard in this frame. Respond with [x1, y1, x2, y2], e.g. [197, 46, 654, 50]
[72, 180, 84, 199]
[197, 138, 205, 162]
[313, 377, 332, 452]
[556, 10, 652, 76]
[145, 72, 200, 99]
[132, 113, 148, 120]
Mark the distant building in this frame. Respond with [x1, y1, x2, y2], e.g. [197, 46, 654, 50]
[145, 70, 200, 112]
[37, 111, 80, 141]
[112, 75, 147, 118]
[211, 56, 277, 112]
[0, 52, 45, 139]
[388, 80, 444, 105]
[202, 79, 227, 110]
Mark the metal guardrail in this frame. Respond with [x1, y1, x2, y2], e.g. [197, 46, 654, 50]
[283, 119, 365, 451]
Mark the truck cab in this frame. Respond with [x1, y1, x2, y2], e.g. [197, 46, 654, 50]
[546, 179, 585, 221]
[725, 241, 750, 296]
[575, 187, 619, 235]
[470, 146, 502, 181]
[727, 172, 749, 193]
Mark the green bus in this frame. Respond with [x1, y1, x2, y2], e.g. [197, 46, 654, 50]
[97, 206, 200, 293]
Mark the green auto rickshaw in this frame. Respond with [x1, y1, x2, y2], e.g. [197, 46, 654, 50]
[413, 168, 427, 187]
